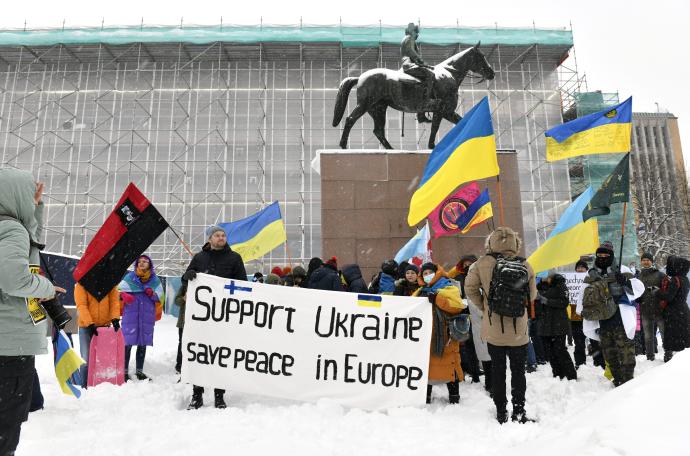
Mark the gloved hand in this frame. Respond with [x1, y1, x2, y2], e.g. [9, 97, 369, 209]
[145, 287, 154, 297]
[427, 293, 437, 304]
[614, 272, 627, 286]
[87, 324, 98, 338]
[112, 319, 120, 332]
[120, 292, 135, 304]
[183, 270, 197, 282]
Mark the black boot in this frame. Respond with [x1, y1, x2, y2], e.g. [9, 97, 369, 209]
[482, 361, 493, 396]
[135, 371, 150, 381]
[426, 385, 433, 404]
[511, 405, 536, 424]
[447, 381, 460, 404]
[496, 405, 508, 424]
[664, 351, 674, 363]
[214, 390, 227, 409]
[187, 386, 203, 410]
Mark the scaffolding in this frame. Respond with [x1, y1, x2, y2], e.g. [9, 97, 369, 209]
[0, 23, 576, 274]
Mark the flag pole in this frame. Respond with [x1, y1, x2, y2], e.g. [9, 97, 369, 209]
[618, 202, 627, 271]
[496, 175, 506, 226]
[168, 226, 194, 257]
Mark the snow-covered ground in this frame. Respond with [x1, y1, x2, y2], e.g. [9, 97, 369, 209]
[23, 316, 690, 456]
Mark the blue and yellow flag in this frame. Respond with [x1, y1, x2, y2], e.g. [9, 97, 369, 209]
[407, 97, 499, 226]
[545, 97, 632, 162]
[54, 329, 85, 398]
[527, 187, 600, 275]
[357, 294, 382, 308]
[219, 201, 287, 262]
[455, 189, 493, 234]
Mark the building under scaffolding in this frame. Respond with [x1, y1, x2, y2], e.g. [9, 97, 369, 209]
[0, 24, 577, 274]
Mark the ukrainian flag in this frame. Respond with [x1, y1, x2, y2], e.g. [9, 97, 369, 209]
[455, 189, 493, 234]
[546, 97, 632, 162]
[407, 97, 499, 226]
[527, 187, 600, 275]
[357, 294, 382, 308]
[219, 201, 287, 262]
[54, 329, 84, 398]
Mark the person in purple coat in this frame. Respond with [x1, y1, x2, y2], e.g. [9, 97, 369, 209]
[118, 255, 164, 381]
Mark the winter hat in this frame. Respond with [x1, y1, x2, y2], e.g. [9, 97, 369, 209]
[283, 266, 292, 276]
[641, 252, 654, 262]
[596, 241, 615, 256]
[420, 262, 438, 274]
[575, 260, 589, 271]
[266, 273, 281, 285]
[325, 256, 338, 270]
[292, 265, 307, 278]
[252, 272, 264, 282]
[381, 259, 398, 276]
[206, 225, 225, 239]
[271, 266, 284, 276]
[405, 264, 420, 274]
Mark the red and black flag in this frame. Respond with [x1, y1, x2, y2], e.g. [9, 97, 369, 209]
[73, 183, 168, 300]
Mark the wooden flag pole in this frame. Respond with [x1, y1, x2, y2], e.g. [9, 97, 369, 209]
[168, 226, 194, 257]
[618, 201, 627, 271]
[496, 174, 506, 226]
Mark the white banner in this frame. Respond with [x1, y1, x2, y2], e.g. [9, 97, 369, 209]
[182, 273, 433, 410]
[563, 272, 588, 306]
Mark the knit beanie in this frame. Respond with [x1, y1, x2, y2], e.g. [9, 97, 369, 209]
[405, 264, 420, 274]
[325, 256, 338, 270]
[420, 262, 438, 274]
[575, 260, 589, 271]
[596, 241, 614, 256]
[206, 225, 225, 239]
[641, 252, 654, 262]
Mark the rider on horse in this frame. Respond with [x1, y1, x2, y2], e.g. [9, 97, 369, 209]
[401, 23, 437, 123]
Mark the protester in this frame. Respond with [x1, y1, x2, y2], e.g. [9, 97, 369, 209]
[265, 273, 282, 285]
[394, 264, 421, 296]
[174, 282, 187, 375]
[182, 224, 247, 410]
[447, 254, 478, 295]
[291, 265, 307, 287]
[74, 283, 121, 387]
[413, 263, 465, 404]
[305, 257, 324, 284]
[306, 256, 343, 291]
[369, 259, 398, 294]
[118, 255, 164, 381]
[656, 256, 690, 362]
[341, 263, 369, 293]
[465, 227, 537, 424]
[536, 273, 577, 380]
[584, 241, 636, 386]
[0, 171, 68, 456]
[252, 272, 264, 283]
[571, 260, 589, 367]
[638, 252, 666, 360]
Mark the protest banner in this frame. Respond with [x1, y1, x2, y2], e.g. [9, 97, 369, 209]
[564, 272, 588, 318]
[182, 273, 433, 409]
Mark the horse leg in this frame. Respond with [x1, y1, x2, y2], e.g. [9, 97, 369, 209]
[443, 111, 462, 124]
[339, 104, 367, 149]
[428, 112, 443, 149]
[370, 104, 393, 150]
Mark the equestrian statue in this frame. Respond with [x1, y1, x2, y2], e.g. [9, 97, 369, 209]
[333, 23, 495, 150]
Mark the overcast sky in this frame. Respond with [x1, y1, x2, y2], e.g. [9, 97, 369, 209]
[3, 0, 689, 170]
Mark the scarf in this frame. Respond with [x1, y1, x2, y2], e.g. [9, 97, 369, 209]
[420, 276, 452, 295]
[136, 267, 151, 283]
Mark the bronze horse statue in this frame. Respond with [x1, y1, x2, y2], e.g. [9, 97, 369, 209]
[333, 43, 495, 149]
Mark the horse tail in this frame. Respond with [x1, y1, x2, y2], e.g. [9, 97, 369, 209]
[332, 77, 359, 127]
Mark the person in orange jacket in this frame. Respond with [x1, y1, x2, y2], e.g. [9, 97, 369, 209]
[74, 283, 120, 387]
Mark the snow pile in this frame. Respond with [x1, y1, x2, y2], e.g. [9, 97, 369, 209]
[22, 317, 690, 456]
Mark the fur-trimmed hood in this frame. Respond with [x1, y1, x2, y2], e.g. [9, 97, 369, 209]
[485, 226, 522, 257]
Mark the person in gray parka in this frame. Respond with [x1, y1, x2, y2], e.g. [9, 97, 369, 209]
[0, 168, 64, 456]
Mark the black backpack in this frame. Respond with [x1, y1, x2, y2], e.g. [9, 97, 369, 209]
[487, 253, 530, 333]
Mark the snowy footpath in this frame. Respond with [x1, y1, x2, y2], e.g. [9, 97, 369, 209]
[23, 316, 690, 456]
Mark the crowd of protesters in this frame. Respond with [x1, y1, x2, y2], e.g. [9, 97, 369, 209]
[2, 175, 690, 454]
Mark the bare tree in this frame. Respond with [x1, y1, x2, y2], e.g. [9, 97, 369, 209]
[633, 176, 689, 262]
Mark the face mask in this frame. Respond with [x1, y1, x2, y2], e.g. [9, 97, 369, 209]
[423, 273, 435, 284]
[595, 255, 613, 270]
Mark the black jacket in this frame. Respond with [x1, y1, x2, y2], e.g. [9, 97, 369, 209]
[183, 243, 247, 283]
[394, 279, 420, 297]
[657, 257, 690, 351]
[638, 267, 665, 318]
[536, 274, 571, 337]
[342, 264, 368, 294]
[307, 266, 344, 292]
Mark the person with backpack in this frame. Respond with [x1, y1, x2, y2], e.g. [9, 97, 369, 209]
[412, 263, 466, 404]
[656, 255, 690, 362]
[579, 242, 637, 387]
[536, 273, 577, 380]
[465, 227, 537, 424]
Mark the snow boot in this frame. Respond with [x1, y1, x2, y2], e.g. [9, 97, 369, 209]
[124, 373, 131, 382]
[496, 406, 508, 424]
[187, 387, 203, 410]
[511, 406, 536, 424]
[214, 391, 227, 409]
[447, 381, 460, 404]
[135, 371, 150, 381]
[664, 351, 674, 363]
